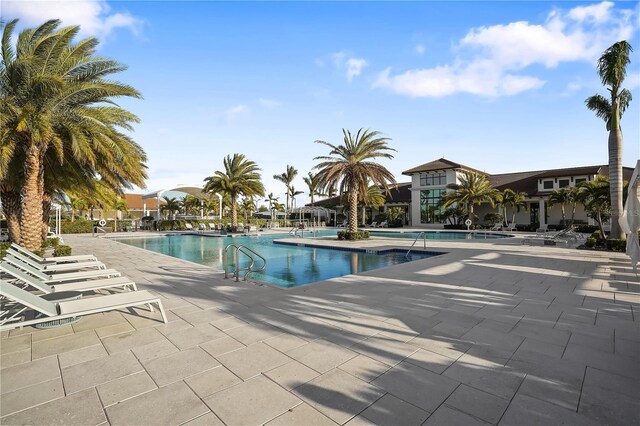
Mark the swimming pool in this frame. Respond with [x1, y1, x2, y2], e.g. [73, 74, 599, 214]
[369, 230, 512, 239]
[112, 233, 440, 288]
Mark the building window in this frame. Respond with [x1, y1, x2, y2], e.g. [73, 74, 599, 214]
[420, 172, 447, 186]
[559, 179, 570, 188]
[420, 189, 445, 224]
[575, 178, 586, 184]
[543, 180, 554, 189]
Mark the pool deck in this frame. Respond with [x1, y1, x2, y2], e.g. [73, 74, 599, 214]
[1, 231, 639, 425]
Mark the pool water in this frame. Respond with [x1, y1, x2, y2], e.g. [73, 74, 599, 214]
[112, 233, 439, 288]
[369, 230, 511, 239]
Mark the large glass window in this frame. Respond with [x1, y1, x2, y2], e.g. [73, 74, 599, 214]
[420, 189, 446, 224]
[543, 180, 554, 189]
[420, 172, 447, 186]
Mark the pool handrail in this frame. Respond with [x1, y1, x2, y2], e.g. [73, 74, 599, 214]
[406, 232, 427, 258]
[223, 243, 267, 281]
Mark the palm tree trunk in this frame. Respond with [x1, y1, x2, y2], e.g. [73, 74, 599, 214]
[42, 192, 52, 241]
[570, 203, 576, 226]
[1, 186, 21, 243]
[608, 125, 624, 239]
[468, 203, 474, 222]
[349, 192, 358, 232]
[231, 197, 238, 227]
[20, 147, 44, 252]
[560, 205, 566, 225]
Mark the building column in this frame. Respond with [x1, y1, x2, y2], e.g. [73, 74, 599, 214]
[538, 198, 546, 227]
[200, 199, 204, 218]
[143, 201, 147, 217]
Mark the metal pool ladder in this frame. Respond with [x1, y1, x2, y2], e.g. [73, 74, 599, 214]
[223, 244, 267, 281]
[406, 232, 427, 258]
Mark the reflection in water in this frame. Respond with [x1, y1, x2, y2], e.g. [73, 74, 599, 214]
[114, 234, 437, 287]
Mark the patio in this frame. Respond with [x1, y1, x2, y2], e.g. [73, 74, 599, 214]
[1, 234, 638, 425]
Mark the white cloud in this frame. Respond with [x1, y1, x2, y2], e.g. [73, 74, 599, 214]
[330, 50, 368, 81]
[258, 98, 281, 109]
[224, 105, 248, 123]
[376, 1, 637, 98]
[415, 44, 426, 55]
[2, 0, 142, 37]
[346, 58, 368, 82]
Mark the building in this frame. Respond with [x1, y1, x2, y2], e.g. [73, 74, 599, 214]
[402, 158, 634, 228]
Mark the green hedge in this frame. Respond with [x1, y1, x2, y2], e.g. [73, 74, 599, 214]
[0, 242, 9, 258]
[54, 245, 72, 257]
[61, 219, 94, 234]
[337, 230, 370, 240]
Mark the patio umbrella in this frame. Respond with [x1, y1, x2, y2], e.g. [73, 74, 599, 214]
[619, 160, 640, 272]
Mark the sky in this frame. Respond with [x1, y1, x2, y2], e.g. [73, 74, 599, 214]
[3, 0, 640, 208]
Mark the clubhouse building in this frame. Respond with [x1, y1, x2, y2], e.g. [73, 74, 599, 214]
[313, 158, 633, 229]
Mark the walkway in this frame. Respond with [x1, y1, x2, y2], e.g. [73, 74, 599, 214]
[1, 234, 638, 425]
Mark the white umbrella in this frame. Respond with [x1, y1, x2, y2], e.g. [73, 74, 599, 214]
[619, 160, 640, 272]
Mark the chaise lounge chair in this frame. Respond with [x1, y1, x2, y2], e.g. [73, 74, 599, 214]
[2, 259, 121, 283]
[0, 280, 167, 331]
[377, 221, 388, 228]
[9, 243, 97, 264]
[1, 262, 136, 294]
[4, 251, 106, 273]
[489, 223, 502, 231]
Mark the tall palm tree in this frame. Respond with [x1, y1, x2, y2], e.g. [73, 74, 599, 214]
[0, 19, 145, 250]
[441, 171, 499, 222]
[111, 197, 128, 231]
[273, 165, 298, 213]
[500, 189, 528, 226]
[314, 128, 396, 233]
[585, 40, 633, 239]
[303, 172, 323, 206]
[161, 197, 181, 219]
[181, 195, 200, 216]
[204, 154, 265, 227]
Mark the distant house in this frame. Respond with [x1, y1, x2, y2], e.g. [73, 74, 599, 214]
[402, 158, 634, 228]
[123, 194, 163, 219]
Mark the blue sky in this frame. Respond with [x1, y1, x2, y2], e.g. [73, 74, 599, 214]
[4, 1, 640, 207]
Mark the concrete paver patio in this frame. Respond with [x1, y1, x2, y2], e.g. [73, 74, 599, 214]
[1, 233, 638, 425]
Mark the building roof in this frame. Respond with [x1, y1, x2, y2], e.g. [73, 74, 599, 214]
[402, 158, 486, 176]
[309, 182, 412, 208]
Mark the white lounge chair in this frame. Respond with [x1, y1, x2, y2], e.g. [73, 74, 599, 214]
[504, 223, 517, 232]
[9, 243, 97, 264]
[490, 223, 502, 231]
[337, 220, 347, 228]
[185, 223, 194, 231]
[1, 262, 136, 294]
[377, 221, 388, 228]
[370, 221, 378, 228]
[4, 252, 105, 273]
[2, 259, 121, 283]
[208, 223, 217, 231]
[0, 280, 167, 331]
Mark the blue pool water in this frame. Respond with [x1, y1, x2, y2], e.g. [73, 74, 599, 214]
[369, 230, 511, 239]
[112, 233, 439, 288]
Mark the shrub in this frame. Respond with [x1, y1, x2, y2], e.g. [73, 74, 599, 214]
[605, 239, 626, 252]
[0, 242, 10, 258]
[61, 218, 94, 234]
[337, 230, 370, 240]
[591, 230, 604, 241]
[585, 237, 596, 248]
[575, 224, 599, 234]
[443, 224, 466, 230]
[53, 245, 72, 257]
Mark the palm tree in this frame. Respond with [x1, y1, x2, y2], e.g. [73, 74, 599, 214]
[161, 197, 181, 219]
[240, 197, 256, 221]
[0, 20, 146, 251]
[361, 185, 386, 225]
[314, 128, 396, 233]
[287, 185, 304, 214]
[585, 41, 633, 239]
[501, 189, 528, 226]
[577, 177, 610, 236]
[548, 188, 570, 225]
[273, 165, 298, 213]
[181, 195, 200, 216]
[66, 194, 88, 222]
[204, 154, 265, 227]
[303, 172, 323, 206]
[111, 197, 128, 231]
[441, 171, 499, 222]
